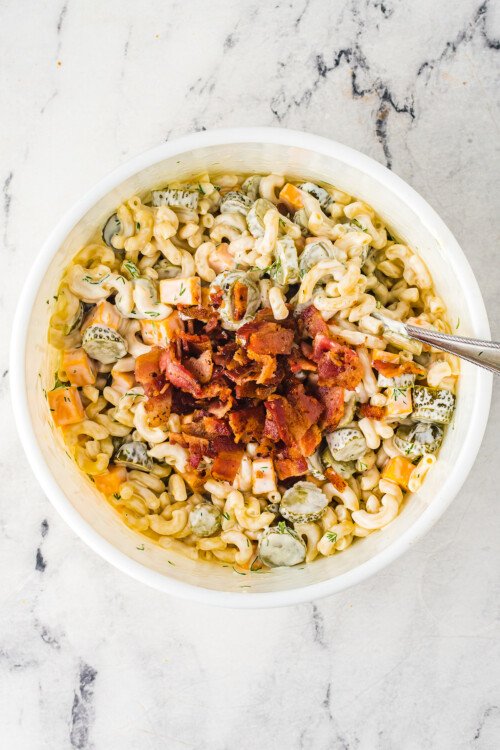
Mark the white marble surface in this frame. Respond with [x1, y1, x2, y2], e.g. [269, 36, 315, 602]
[1, 1, 499, 747]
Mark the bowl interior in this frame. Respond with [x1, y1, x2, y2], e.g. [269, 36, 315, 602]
[24, 137, 487, 598]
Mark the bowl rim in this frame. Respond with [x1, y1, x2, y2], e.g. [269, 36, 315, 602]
[10, 126, 492, 608]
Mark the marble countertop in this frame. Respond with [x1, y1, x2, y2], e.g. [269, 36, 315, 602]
[1, 1, 499, 747]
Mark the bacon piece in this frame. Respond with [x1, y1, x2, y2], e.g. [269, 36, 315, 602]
[235, 382, 277, 400]
[297, 424, 322, 457]
[213, 342, 239, 367]
[171, 389, 197, 415]
[170, 431, 209, 451]
[316, 385, 345, 430]
[301, 341, 314, 358]
[209, 286, 224, 308]
[264, 396, 295, 445]
[325, 467, 347, 492]
[170, 432, 209, 469]
[135, 348, 166, 397]
[211, 435, 244, 482]
[178, 305, 219, 326]
[238, 321, 294, 355]
[243, 306, 295, 328]
[159, 343, 203, 398]
[311, 335, 363, 389]
[223, 360, 262, 385]
[144, 388, 172, 428]
[199, 381, 232, 402]
[229, 405, 265, 443]
[287, 346, 317, 374]
[212, 450, 243, 481]
[275, 448, 308, 480]
[203, 416, 233, 437]
[184, 349, 213, 384]
[254, 438, 275, 458]
[287, 382, 323, 431]
[204, 315, 220, 334]
[372, 360, 426, 378]
[207, 397, 234, 418]
[299, 305, 330, 339]
[178, 331, 211, 355]
[247, 351, 277, 384]
[232, 280, 248, 322]
[358, 403, 386, 420]
[264, 384, 323, 447]
[181, 418, 206, 438]
[188, 444, 204, 469]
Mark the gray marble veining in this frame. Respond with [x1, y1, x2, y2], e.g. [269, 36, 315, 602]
[0, 1, 499, 748]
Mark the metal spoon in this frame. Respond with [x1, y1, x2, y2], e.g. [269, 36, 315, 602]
[372, 312, 500, 375]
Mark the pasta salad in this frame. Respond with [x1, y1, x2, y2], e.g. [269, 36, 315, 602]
[47, 173, 458, 569]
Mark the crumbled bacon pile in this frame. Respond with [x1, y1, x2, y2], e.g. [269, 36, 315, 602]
[135, 305, 363, 484]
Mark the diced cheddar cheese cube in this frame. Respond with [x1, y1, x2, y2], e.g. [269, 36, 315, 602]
[200, 286, 210, 306]
[94, 465, 128, 496]
[385, 386, 413, 418]
[159, 277, 201, 306]
[110, 369, 136, 395]
[181, 470, 207, 492]
[140, 310, 183, 347]
[82, 300, 121, 332]
[61, 348, 97, 386]
[278, 183, 304, 211]
[48, 386, 85, 426]
[371, 349, 399, 364]
[252, 459, 277, 495]
[381, 456, 415, 490]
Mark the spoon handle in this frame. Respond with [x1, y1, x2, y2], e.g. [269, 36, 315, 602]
[406, 325, 500, 375]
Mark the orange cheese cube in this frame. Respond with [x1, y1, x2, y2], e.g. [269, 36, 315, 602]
[278, 183, 304, 211]
[140, 310, 183, 347]
[48, 386, 85, 426]
[94, 465, 128, 495]
[371, 349, 399, 364]
[201, 286, 210, 306]
[81, 300, 121, 332]
[110, 369, 136, 394]
[61, 348, 97, 386]
[385, 386, 413, 418]
[381, 456, 415, 491]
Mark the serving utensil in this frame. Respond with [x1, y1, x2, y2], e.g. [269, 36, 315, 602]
[373, 312, 500, 375]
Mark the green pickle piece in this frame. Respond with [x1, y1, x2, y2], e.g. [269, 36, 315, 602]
[326, 427, 367, 462]
[270, 237, 300, 285]
[258, 524, 306, 567]
[114, 441, 153, 472]
[189, 504, 222, 538]
[321, 447, 356, 478]
[412, 386, 455, 424]
[394, 422, 444, 458]
[151, 188, 199, 210]
[298, 240, 335, 278]
[241, 175, 261, 202]
[219, 191, 253, 216]
[102, 213, 121, 247]
[299, 182, 332, 209]
[246, 198, 275, 238]
[210, 270, 260, 330]
[280, 481, 328, 523]
[82, 325, 128, 364]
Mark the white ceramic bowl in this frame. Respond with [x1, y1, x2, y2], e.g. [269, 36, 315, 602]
[11, 128, 492, 608]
